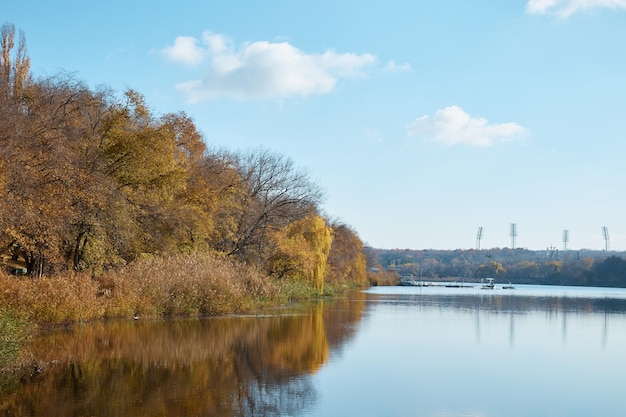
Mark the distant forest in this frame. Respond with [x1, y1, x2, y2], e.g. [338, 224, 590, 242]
[365, 247, 626, 288]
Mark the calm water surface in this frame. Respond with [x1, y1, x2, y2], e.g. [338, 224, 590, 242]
[2, 285, 626, 416]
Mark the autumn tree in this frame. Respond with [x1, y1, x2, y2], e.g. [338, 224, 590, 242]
[182, 150, 243, 253]
[476, 261, 507, 279]
[214, 149, 323, 266]
[0, 22, 339, 281]
[0, 22, 30, 269]
[98, 89, 191, 260]
[267, 214, 333, 295]
[151, 111, 211, 252]
[325, 222, 367, 286]
[0, 75, 94, 275]
[0, 78, 210, 275]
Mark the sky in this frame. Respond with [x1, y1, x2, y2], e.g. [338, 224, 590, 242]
[4, 0, 626, 251]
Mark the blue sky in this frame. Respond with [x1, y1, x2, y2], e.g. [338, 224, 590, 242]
[5, 0, 626, 250]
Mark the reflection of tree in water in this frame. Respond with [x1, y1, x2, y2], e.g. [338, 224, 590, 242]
[1, 296, 366, 417]
[236, 376, 316, 417]
[369, 289, 626, 349]
[370, 291, 626, 315]
[231, 308, 327, 417]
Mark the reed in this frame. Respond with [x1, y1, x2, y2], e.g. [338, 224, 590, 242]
[0, 272, 103, 323]
[0, 253, 280, 324]
[100, 253, 281, 318]
[0, 251, 363, 328]
[367, 270, 400, 286]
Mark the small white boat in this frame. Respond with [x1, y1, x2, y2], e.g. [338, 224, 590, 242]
[481, 278, 495, 290]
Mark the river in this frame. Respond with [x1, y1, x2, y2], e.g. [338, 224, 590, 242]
[2, 284, 626, 416]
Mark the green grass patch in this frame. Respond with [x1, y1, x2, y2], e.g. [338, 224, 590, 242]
[0, 307, 31, 374]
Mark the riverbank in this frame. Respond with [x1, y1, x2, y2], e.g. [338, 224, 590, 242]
[0, 309, 30, 377]
[0, 252, 365, 379]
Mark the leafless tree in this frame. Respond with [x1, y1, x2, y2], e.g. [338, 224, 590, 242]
[221, 148, 324, 265]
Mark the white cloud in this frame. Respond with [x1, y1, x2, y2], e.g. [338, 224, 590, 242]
[407, 106, 525, 147]
[161, 36, 207, 66]
[526, 0, 626, 18]
[161, 32, 376, 102]
[202, 32, 231, 55]
[383, 60, 412, 73]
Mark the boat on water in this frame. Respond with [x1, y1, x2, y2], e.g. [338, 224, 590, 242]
[480, 278, 515, 290]
[399, 277, 429, 287]
[481, 278, 495, 290]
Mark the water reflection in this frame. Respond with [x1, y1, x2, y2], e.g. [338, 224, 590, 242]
[0, 294, 366, 417]
[365, 285, 626, 349]
[329, 286, 626, 417]
[4, 287, 626, 417]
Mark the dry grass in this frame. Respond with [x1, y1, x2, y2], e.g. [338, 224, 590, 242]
[0, 253, 282, 325]
[102, 253, 280, 318]
[0, 251, 367, 331]
[367, 270, 400, 286]
[0, 271, 103, 323]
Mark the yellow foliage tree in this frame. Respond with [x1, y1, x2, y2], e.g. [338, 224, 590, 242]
[477, 260, 507, 278]
[325, 222, 367, 286]
[268, 215, 333, 295]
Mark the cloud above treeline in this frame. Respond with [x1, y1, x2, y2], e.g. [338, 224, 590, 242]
[526, 0, 626, 18]
[407, 106, 526, 147]
[160, 31, 406, 102]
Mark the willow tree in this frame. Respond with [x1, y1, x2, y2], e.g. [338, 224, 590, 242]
[325, 222, 367, 287]
[268, 215, 333, 295]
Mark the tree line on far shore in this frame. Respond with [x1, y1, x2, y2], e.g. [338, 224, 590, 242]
[0, 23, 367, 295]
[367, 247, 626, 288]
